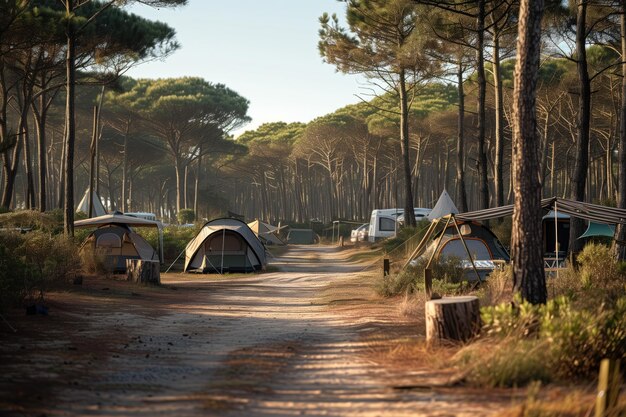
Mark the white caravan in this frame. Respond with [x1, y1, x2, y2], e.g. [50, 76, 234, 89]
[368, 208, 431, 242]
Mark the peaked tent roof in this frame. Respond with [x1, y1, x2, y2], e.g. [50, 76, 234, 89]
[74, 213, 160, 229]
[247, 220, 286, 246]
[456, 197, 626, 225]
[427, 189, 459, 220]
[76, 188, 106, 217]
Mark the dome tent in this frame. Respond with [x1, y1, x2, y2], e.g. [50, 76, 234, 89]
[184, 218, 267, 273]
[75, 213, 160, 273]
[405, 214, 510, 282]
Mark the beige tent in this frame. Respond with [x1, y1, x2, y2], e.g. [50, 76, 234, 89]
[76, 188, 107, 217]
[247, 220, 286, 246]
[75, 213, 162, 272]
[185, 218, 267, 273]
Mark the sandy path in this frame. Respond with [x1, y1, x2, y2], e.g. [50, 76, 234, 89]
[1, 245, 516, 417]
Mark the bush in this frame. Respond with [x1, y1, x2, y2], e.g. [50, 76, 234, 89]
[376, 257, 465, 297]
[471, 296, 626, 385]
[142, 225, 199, 264]
[0, 231, 80, 308]
[177, 209, 195, 224]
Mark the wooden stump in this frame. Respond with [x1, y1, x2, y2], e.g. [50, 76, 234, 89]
[425, 296, 480, 343]
[126, 259, 160, 285]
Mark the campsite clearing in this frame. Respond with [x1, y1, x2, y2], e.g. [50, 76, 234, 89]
[2, 245, 547, 416]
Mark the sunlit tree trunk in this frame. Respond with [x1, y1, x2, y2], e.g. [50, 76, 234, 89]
[511, 0, 547, 305]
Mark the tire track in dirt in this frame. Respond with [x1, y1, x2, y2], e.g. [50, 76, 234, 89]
[1, 245, 516, 416]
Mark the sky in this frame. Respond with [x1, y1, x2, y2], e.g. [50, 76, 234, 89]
[125, 1, 368, 137]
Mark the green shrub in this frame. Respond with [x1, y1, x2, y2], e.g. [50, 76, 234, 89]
[540, 297, 626, 379]
[473, 296, 626, 385]
[177, 209, 195, 224]
[376, 258, 465, 297]
[142, 225, 199, 264]
[0, 231, 80, 308]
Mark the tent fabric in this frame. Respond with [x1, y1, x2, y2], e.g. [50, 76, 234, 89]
[427, 189, 459, 220]
[76, 188, 107, 217]
[184, 218, 266, 273]
[456, 197, 626, 225]
[248, 220, 286, 246]
[578, 222, 615, 239]
[80, 225, 158, 272]
[287, 229, 318, 245]
[75, 213, 160, 229]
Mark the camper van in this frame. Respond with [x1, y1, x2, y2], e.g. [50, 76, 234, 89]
[368, 208, 431, 242]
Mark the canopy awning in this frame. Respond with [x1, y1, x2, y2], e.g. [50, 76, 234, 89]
[74, 213, 160, 229]
[578, 222, 615, 239]
[455, 197, 626, 225]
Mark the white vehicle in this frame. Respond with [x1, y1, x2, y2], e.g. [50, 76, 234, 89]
[350, 223, 369, 243]
[368, 208, 431, 242]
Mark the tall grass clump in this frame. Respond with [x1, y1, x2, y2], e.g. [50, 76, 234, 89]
[376, 257, 465, 297]
[458, 295, 626, 387]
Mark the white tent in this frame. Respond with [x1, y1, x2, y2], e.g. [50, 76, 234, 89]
[185, 218, 267, 273]
[427, 190, 459, 220]
[247, 220, 286, 246]
[76, 188, 106, 217]
[75, 213, 163, 265]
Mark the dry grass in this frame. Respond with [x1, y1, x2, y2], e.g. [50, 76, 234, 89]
[494, 384, 626, 417]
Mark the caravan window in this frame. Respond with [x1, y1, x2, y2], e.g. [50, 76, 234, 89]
[440, 239, 491, 261]
[379, 217, 396, 232]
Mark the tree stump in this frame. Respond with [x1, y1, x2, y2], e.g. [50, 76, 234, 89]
[126, 259, 160, 285]
[425, 296, 481, 343]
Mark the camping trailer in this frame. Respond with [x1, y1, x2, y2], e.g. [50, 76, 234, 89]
[368, 208, 431, 242]
[185, 218, 267, 273]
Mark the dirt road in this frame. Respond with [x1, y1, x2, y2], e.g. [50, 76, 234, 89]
[1, 246, 516, 416]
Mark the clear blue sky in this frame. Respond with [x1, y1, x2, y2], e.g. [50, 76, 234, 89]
[125, 1, 367, 136]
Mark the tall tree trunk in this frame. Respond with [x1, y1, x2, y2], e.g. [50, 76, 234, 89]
[614, 0, 626, 260]
[399, 69, 416, 226]
[88, 106, 97, 217]
[476, 0, 489, 209]
[194, 149, 202, 220]
[457, 60, 468, 212]
[21, 114, 35, 209]
[570, 0, 591, 255]
[63, 1, 76, 236]
[33, 92, 47, 211]
[493, 31, 505, 208]
[174, 156, 184, 215]
[511, 0, 547, 305]
[121, 128, 128, 212]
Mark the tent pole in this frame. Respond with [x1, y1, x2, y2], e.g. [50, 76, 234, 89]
[220, 228, 225, 274]
[425, 216, 452, 270]
[159, 225, 164, 264]
[402, 218, 438, 269]
[452, 219, 482, 283]
[554, 201, 559, 279]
